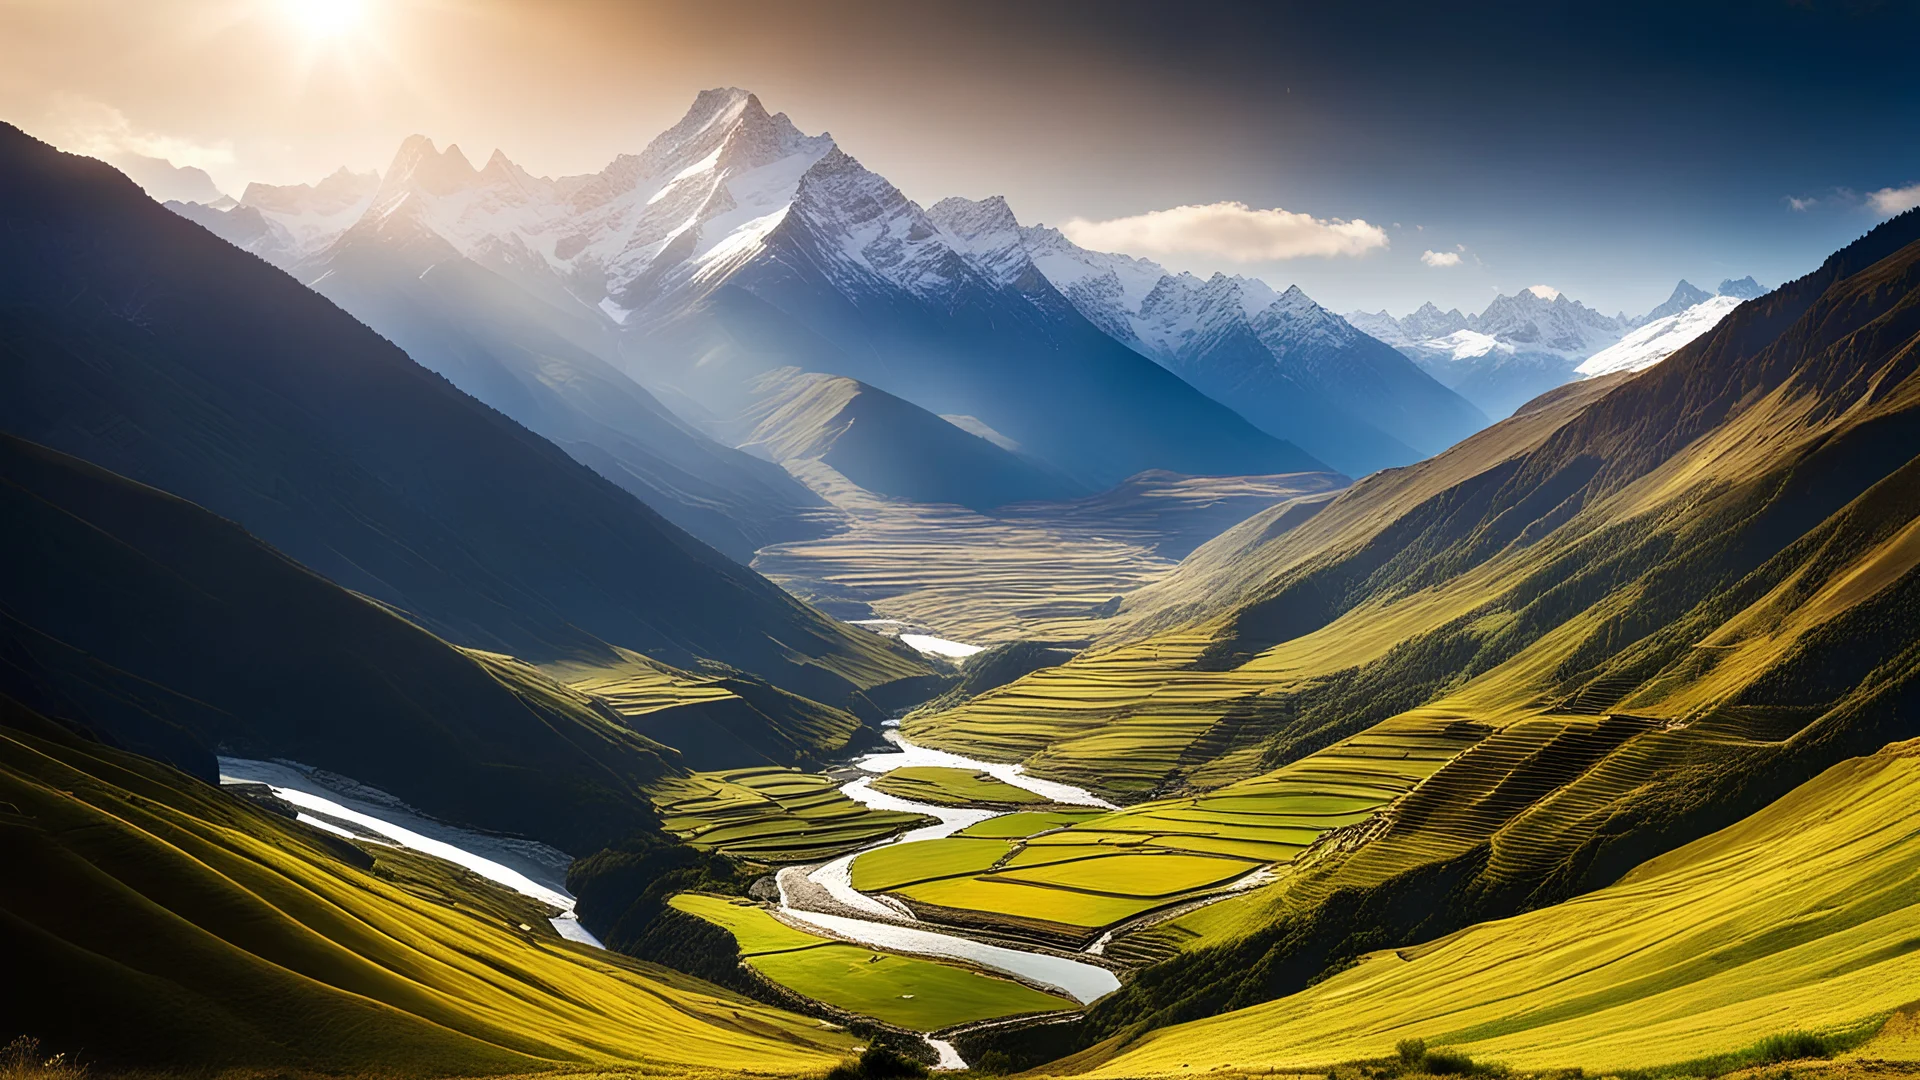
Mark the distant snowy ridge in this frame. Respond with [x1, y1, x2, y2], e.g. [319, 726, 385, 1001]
[1343, 276, 1764, 418]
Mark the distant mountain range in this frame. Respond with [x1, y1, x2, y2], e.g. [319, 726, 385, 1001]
[1347, 277, 1764, 417]
[160, 88, 1515, 486]
[174, 89, 1328, 498]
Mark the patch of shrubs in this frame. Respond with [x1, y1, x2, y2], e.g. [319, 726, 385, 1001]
[1394, 1038, 1503, 1077]
[825, 1045, 931, 1080]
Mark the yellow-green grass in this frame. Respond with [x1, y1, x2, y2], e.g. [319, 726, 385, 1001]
[669, 894, 829, 955]
[1076, 739, 1920, 1077]
[850, 837, 1014, 892]
[895, 877, 1169, 928]
[987, 852, 1261, 896]
[653, 767, 930, 863]
[0, 714, 855, 1076]
[670, 894, 1076, 1030]
[869, 765, 1048, 806]
[957, 810, 1105, 838]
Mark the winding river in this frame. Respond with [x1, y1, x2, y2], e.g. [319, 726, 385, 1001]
[775, 729, 1125, 1066]
[217, 702, 1127, 1068]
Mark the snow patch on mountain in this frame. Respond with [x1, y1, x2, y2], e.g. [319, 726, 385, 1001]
[1577, 294, 1744, 378]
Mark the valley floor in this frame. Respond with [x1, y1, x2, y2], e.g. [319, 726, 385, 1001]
[754, 461, 1341, 645]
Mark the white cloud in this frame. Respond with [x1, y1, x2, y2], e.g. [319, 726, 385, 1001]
[1526, 284, 1561, 300]
[1787, 195, 1818, 212]
[42, 97, 235, 176]
[1420, 249, 1461, 267]
[1867, 183, 1920, 217]
[1060, 201, 1389, 261]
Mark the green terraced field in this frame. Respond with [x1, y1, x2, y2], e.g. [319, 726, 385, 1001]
[875, 717, 1481, 946]
[670, 894, 1076, 1030]
[869, 765, 1047, 806]
[653, 767, 930, 863]
[957, 810, 1105, 838]
[850, 837, 1015, 891]
[1075, 739, 1920, 1076]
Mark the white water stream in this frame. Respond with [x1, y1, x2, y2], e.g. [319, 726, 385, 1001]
[216, 758, 604, 947]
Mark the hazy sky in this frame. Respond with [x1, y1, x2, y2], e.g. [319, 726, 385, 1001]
[5, 0, 1917, 316]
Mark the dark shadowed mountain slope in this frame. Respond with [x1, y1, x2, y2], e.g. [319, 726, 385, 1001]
[0, 432, 671, 854]
[0, 124, 923, 709]
[733, 366, 1084, 509]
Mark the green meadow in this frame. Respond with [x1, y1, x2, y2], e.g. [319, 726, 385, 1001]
[670, 894, 1076, 1031]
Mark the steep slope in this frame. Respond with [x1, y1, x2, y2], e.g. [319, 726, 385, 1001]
[734, 367, 1083, 509]
[0, 123, 923, 711]
[0, 700, 854, 1075]
[919, 211, 1920, 1065]
[929, 196, 1487, 475]
[0, 431, 675, 854]
[287, 176, 835, 563]
[1071, 739, 1920, 1075]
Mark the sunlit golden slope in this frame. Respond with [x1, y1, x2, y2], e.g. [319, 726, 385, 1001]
[1067, 738, 1920, 1076]
[944, 212, 1920, 1068]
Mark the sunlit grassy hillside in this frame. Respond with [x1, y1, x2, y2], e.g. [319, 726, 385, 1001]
[1068, 738, 1920, 1076]
[0, 699, 854, 1075]
[950, 212, 1920, 1066]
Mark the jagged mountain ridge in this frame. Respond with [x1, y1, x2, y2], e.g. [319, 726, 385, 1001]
[203, 89, 1325, 488]
[928, 195, 1489, 476]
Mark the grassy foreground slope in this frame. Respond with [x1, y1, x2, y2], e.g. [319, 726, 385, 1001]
[1071, 738, 1920, 1076]
[949, 211, 1920, 1066]
[0, 700, 853, 1075]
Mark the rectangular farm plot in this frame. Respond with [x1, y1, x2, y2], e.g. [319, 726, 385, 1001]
[897, 876, 1171, 928]
[851, 837, 1013, 892]
[957, 809, 1106, 838]
[988, 852, 1262, 896]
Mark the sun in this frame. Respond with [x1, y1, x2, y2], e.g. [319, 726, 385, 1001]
[279, 0, 366, 39]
